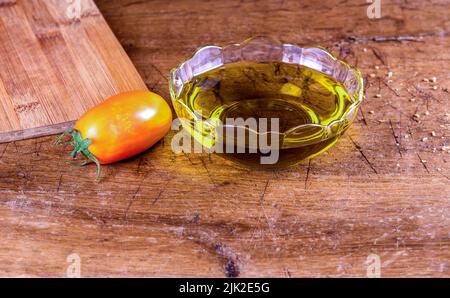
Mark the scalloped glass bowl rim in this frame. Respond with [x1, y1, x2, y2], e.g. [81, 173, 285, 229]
[169, 37, 364, 139]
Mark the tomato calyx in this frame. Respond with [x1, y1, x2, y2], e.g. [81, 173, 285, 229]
[55, 129, 101, 181]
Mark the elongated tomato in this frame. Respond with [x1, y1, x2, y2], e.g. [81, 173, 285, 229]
[56, 90, 172, 180]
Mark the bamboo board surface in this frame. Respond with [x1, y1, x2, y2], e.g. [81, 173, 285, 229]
[0, 0, 146, 143]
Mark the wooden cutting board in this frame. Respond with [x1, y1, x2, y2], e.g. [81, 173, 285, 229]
[0, 0, 147, 143]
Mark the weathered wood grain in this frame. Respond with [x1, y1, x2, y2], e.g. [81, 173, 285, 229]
[0, 0, 449, 277]
[0, 0, 146, 142]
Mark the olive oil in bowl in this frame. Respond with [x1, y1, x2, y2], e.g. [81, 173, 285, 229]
[169, 38, 363, 168]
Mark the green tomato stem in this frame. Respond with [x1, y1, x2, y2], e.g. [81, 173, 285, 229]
[55, 129, 101, 181]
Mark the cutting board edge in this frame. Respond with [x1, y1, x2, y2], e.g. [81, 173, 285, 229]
[0, 0, 148, 143]
[0, 121, 75, 144]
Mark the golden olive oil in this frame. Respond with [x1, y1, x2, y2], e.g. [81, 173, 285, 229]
[172, 61, 355, 168]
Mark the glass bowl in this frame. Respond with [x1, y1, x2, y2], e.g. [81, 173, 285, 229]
[169, 36, 364, 168]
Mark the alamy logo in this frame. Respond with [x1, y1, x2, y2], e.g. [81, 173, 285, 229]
[66, 0, 81, 20]
[366, 253, 381, 278]
[367, 0, 381, 19]
[66, 253, 81, 278]
[171, 117, 280, 165]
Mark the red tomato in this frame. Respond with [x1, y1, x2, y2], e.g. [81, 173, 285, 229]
[56, 90, 172, 180]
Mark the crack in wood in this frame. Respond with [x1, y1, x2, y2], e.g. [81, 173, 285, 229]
[382, 80, 400, 97]
[173, 227, 241, 277]
[0, 142, 8, 160]
[436, 171, 450, 181]
[413, 85, 439, 111]
[417, 153, 430, 174]
[371, 47, 389, 68]
[182, 152, 196, 166]
[122, 0, 146, 8]
[56, 174, 63, 193]
[152, 189, 164, 205]
[199, 156, 216, 186]
[33, 139, 42, 158]
[358, 107, 368, 126]
[304, 159, 312, 190]
[260, 179, 270, 204]
[389, 119, 403, 158]
[283, 267, 292, 278]
[332, 32, 449, 46]
[224, 259, 239, 277]
[148, 62, 168, 82]
[124, 186, 141, 221]
[349, 136, 378, 174]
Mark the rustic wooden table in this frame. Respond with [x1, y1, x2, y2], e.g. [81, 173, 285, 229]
[0, 0, 449, 277]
